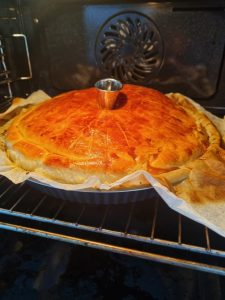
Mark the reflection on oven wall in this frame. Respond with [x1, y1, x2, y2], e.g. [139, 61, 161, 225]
[0, 0, 225, 110]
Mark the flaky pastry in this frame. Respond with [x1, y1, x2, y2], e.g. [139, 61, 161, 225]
[2, 84, 221, 192]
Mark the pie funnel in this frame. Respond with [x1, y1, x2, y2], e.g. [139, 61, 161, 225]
[95, 78, 123, 109]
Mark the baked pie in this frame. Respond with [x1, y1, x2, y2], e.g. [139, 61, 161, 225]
[3, 84, 221, 191]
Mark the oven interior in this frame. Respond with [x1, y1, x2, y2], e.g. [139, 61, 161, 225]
[0, 0, 225, 275]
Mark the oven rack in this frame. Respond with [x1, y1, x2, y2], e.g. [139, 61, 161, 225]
[0, 3, 32, 109]
[0, 175, 225, 275]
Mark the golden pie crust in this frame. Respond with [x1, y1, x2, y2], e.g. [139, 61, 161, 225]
[3, 84, 221, 190]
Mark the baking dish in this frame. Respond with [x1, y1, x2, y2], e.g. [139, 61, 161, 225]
[27, 178, 155, 204]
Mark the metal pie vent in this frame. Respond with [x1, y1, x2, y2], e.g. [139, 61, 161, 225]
[96, 12, 164, 83]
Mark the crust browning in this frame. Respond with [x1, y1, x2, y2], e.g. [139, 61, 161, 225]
[4, 85, 221, 186]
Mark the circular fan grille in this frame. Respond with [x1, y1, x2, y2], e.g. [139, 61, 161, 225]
[95, 12, 164, 83]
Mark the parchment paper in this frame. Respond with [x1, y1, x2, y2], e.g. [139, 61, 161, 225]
[1, 91, 225, 238]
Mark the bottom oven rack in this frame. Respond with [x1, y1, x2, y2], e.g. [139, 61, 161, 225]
[0, 175, 225, 275]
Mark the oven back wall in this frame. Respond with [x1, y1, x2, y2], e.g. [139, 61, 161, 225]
[1, 0, 225, 110]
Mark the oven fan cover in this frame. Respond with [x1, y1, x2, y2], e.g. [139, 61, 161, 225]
[95, 12, 164, 84]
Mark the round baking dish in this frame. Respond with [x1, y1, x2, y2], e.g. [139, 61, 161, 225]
[27, 179, 156, 205]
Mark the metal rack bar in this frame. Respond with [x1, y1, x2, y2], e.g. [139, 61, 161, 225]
[0, 178, 225, 274]
[0, 38, 12, 99]
[0, 183, 16, 198]
[205, 226, 211, 251]
[53, 200, 66, 220]
[31, 195, 47, 215]
[0, 181, 26, 206]
[0, 32, 32, 101]
[0, 220, 225, 276]
[0, 70, 10, 76]
[0, 34, 32, 80]
[0, 17, 17, 20]
[1, 203, 225, 258]
[0, 79, 12, 85]
[178, 214, 182, 244]
[75, 205, 86, 225]
[150, 198, 159, 239]
[11, 34, 32, 80]
[10, 188, 31, 211]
